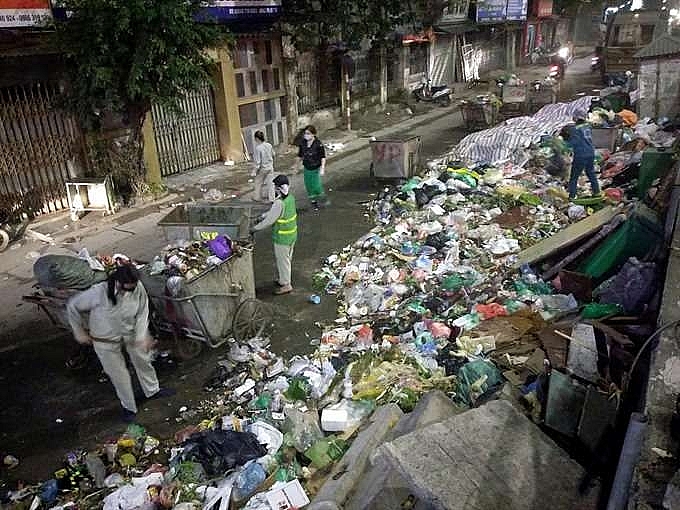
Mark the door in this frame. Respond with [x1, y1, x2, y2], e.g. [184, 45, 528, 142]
[151, 83, 221, 177]
[0, 82, 81, 216]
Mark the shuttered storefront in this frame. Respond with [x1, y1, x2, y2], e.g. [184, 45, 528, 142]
[0, 82, 81, 215]
[150, 83, 221, 177]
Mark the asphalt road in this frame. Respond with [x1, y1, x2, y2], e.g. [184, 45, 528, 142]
[0, 56, 601, 482]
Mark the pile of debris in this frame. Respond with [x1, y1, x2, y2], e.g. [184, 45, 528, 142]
[3, 96, 679, 510]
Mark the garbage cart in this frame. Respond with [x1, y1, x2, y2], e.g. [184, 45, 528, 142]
[139, 246, 273, 359]
[158, 200, 269, 242]
[369, 136, 421, 182]
[500, 84, 527, 117]
[460, 98, 499, 131]
[528, 84, 557, 114]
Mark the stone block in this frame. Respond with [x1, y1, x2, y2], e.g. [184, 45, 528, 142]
[379, 400, 598, 510]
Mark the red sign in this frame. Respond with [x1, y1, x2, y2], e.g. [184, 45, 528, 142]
[532, 0, 553, 18]
[0, 0, 51, 27]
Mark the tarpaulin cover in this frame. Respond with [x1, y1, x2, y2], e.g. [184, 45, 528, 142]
[452, 96, 594, 165]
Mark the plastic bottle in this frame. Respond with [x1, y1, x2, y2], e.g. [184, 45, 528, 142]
[270, 390, 283, 413]
[308, 294, 321, 305]
[85, 453, 106, 488]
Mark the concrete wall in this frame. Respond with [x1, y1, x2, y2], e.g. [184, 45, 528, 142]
[638, 57, 680, 120]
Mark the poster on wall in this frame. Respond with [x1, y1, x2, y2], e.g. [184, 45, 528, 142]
[476, 0, 506, 22]
[0, 0, 51, 27]
[506, 0, 528, 21]
[200, 0, 281, 21]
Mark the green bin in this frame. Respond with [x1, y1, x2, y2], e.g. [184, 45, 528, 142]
[637, 147, 675, 199]
[578, 204, 663, 280]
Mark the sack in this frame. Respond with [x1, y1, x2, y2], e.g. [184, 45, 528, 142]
[33, 255, 107, 290]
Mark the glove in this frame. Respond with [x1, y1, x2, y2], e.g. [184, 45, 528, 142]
[320, 167, 325, 176]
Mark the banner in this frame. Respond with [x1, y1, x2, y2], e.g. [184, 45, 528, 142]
[0, 0, 51, 27]
[200, 0, 281, 21]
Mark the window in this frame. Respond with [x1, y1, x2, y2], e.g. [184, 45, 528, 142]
[409, 43, 428, 75]
[235, 73, 246, 98]
[262, 69, 270, 93]
[273, 68, 281, 90]
[266, 124, 274, 143]
[239, 103, 258, 127]
[234, 41, 248, 69]
[641, 25, 655, 45]
[249, 71, 258, 95]
[265, 40, 273, 65]
[264, 98, 275, 122]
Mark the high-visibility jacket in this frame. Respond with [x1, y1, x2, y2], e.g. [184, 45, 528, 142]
[272, 194, 297, 245]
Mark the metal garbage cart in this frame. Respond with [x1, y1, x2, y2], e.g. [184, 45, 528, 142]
[158, 200, 269, 242]
[369, 136, 421, 181]
[459, 98, 499, 131]
[591, 127, 620, 152]
[500, 84, 528, 117]
[139, 246, 273, 359]
[528, 84, 557, 114]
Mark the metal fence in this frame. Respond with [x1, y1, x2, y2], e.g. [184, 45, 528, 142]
[296, 51, 341, 114]
[0, 83, 81, 218]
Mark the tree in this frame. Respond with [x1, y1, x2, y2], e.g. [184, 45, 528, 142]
[53, 0, 228, 198]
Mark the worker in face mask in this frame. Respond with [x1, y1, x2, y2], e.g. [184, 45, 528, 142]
[250, 174, 297, 295]
[66, 264, 175, 422]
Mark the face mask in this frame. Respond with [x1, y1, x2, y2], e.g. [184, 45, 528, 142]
[303, 133, 313, 141]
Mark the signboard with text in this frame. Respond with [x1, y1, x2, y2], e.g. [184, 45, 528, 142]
[506, 0, 528, 20]
[0, 0, 51, 28]
[476, 0, 507, 22]
[199, 0, 281, 21]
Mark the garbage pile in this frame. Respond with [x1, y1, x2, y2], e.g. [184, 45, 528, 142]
[5, 96, 678, 510]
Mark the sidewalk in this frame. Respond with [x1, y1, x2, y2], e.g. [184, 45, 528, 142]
[28, 61, 562, 243]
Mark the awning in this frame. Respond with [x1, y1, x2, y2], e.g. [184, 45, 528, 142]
[435, 21, 479, 34]
[402, 34, 430, 44]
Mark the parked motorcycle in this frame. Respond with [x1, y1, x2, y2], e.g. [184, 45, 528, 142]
[412, 78, 453, 106]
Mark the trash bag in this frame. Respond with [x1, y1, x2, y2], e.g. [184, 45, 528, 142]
[456, 360, 504, 407]
[176, 430, 267, 477]
[425, 232, 448, 251]
[596, 258, 657, 314]
[414, 189, 430, 207]
[33, 255, 107, 290]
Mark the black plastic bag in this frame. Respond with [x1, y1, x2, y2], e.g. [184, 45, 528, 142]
[414, 189, 429, 207]
[178, 429, 267, 476]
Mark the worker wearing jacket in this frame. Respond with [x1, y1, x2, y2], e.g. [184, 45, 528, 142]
[66, 264, 174, 422]
[565, 110, 600, 200]
[251, 174, 297, 295]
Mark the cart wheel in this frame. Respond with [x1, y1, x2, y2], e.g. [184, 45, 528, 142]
[0, 229, 9, 252]
[175, 336, 204, 361]
[233, 299, 274, 342]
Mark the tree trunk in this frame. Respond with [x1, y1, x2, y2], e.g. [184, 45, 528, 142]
[281, 34, 300, 145]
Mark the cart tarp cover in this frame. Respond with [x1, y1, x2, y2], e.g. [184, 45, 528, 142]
[33, 255, 107, 290]
[453, 96, 594, 166]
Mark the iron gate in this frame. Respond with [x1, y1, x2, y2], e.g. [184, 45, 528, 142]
[151, 84, 221, 177]
[0, 83, 81, 215]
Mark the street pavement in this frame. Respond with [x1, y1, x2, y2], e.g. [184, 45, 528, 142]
[0, 57, 601, 481]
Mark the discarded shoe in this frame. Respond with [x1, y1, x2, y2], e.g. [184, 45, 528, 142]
[274, 285, 293, 295]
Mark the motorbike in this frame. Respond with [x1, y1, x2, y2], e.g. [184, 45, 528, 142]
[548, 55, 566, 81]
[412, 78, 453, 106]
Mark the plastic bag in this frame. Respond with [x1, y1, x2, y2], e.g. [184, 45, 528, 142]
[304, 437, 348, 469]
[282, 409, 324, 453]
[320, 399, 375, 432]
[475, 303, 509, 319]
[456, 360, 504, 406]
[581, 302, 624, 319]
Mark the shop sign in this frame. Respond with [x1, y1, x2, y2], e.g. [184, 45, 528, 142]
[476, 0, 507, 22]
[0, 0, 51, 28]
[199, 0, 281, 21]
[506, 0, 528, 20]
